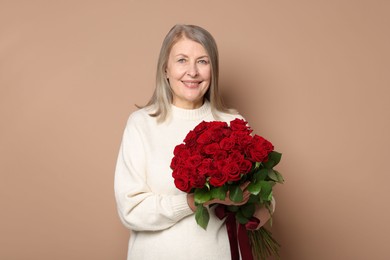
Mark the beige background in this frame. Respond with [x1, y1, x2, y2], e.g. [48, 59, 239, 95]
[1, 0, 389, 259]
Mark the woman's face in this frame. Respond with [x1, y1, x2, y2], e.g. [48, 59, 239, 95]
[166, 37, 211, 109]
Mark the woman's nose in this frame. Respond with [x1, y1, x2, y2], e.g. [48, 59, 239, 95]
[187, 63, 198, 77]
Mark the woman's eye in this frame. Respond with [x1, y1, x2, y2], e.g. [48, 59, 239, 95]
[177, 58, 186, 63]
[198, 59, 209, 64]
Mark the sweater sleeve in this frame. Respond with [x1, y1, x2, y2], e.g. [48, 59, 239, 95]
[114, 116, 194, 232]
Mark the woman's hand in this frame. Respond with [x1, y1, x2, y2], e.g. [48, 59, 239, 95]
[250, 197, 276, 230]
[205, 181, 251, 206]
[187, 182, 251, 212]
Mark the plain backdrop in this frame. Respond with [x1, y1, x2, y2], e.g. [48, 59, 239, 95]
[1, 1, 389, 259]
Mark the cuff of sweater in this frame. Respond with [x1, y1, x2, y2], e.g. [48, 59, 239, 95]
[171, 194, 194, 221]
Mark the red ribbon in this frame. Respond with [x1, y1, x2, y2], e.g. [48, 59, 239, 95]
[215, 205, 260, 260]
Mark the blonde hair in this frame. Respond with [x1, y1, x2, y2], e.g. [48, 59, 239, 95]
[142, 24, 235, 122]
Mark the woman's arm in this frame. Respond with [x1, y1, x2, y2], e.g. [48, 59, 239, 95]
[114, 117, 193, 232]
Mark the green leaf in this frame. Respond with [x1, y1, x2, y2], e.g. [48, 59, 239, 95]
[263, 159, 274, 169]
[210, 186, 227, 200]
[195, 204, 210, 230]
[267, 170, 279, 182]
[259, 181, 273, 201]
[263, 151, 282, 169]
[235, 210, 249, 224]
[253, 168, 268, 181]
[194, 188, 212, 204]
[247, 180, 262, 195]
[270, 151, 282, 166]
[227, 205, 239, 212]
[247, 194, 259, 204]
[240, 203, 256, 218]
[267, 191, 273, 201]
[274, 170, 284, 183]
[229, 185, 243, 203]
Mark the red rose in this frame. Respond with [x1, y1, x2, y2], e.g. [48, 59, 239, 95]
[198, 158, 213, 176]
[222, 162, 241, 181]
[231, 131, 252, 150]
[246, 145, 267, 162]
[194, 146, 204, 156]
[215, 159, 228, 172]
[172, 167, 186, 179]
[209, 121, 228, 129]
[228, 150, 244, 163]
[220, 137, 235, 151]
[187, 154, 203, 167]
[175, 147, 191, 160]
[230, 118, 249, 131]
[209, 171, 229, 187]
[213, 150, 228, 161]
[172, 166, 190, 181]
[193, 121, 208, 134]
[209, 161, 220, 176]
[183, 130, 198, 147]
[170, 156, 179, 169]
[174, 175, 191, 193]
[239, 159, 253, 174]
[197, 131, 212, 144]
[173, 143, 186, 156]
[259, 136, 274, 153]
[222, 127, 232, 138]
[189, 173, 206, 189]
[246, 135, 274, 162]
[210, 128, 225, 143]
[204, 142, 220, 155]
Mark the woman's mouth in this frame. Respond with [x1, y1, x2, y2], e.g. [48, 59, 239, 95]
[182, 81, 202, 88]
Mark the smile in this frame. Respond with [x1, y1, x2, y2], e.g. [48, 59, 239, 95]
[182, 81, 202, 88]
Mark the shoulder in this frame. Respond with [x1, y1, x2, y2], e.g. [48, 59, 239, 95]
[126, 106, 156, 128]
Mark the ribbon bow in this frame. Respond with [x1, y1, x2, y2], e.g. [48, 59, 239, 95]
[215, 205, 260, 260]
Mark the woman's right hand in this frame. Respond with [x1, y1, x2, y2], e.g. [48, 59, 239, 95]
[187, 182, 251, 212]
[205, 181, 251, 206]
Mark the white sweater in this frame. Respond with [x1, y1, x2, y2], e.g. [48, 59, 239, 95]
[114, 101, 243, 260]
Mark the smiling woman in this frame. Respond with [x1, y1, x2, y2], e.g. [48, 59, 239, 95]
[114, 24, 274, 260]
[166, 38, 211, 109]
[140, 24, 229, 123]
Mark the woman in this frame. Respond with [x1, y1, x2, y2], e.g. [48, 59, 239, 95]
[114, 24, 274, 260]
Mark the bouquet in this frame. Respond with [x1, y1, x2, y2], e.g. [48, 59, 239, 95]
[170, 118, 284, 260]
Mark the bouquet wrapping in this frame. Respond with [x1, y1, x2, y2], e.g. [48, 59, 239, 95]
[170, 119, 284, 260]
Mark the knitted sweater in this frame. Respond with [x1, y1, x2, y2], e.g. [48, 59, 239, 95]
[114, 101, 244, 260]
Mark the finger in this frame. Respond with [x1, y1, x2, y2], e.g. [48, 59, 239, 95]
[240, 181, 250, 190]
[243, 190, 251, 198]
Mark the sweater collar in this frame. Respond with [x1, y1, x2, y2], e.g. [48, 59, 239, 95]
[171, 100, 211, 120]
